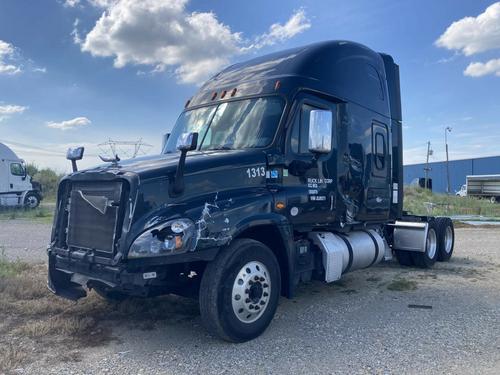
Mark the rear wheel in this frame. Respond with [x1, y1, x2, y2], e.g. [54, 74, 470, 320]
[395, 250, 413, 266]
[436, 217, 454, 262]
[490, 196, 498, 204]
[199, 238, 281, 342]
[411, 220, 438, 268]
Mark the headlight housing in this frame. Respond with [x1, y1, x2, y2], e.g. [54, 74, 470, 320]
[128, 218, 196, 258]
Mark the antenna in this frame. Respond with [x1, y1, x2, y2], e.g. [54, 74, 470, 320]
[97, 138, 153, 159]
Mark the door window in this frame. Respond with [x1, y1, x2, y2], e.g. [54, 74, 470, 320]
[371, 123, 388, 177]
[10, 163, 24, 176]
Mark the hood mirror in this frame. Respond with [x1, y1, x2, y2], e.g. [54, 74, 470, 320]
[66, 147, 85, 172]
[162, 133, 170, 153]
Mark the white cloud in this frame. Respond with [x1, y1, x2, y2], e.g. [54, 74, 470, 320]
[435, 2, 500, 55]
[64, 0, 81, 7]
[250, 9, 311, 49]
[46, 117, 91, 130]
[464, 58, 500, 77]
[71, 18, 83, 45]
[77, 0, 311, 84]
[0, 104, 27, 121]
[0, 40, 22, 75]
[33, 67, 47, 73]
[87, 0, 117, 7]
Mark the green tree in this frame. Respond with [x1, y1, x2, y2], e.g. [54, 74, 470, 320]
[33, 168, 64, 199]
[25, 162, 39, 178]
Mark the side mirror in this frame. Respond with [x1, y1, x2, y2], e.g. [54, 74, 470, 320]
[66, 147, 85, 172]
[21, 160, 27, 180]
[308, 110, 332, 154]
[176, 132, 198, 151]
[162, 133, 170, 152]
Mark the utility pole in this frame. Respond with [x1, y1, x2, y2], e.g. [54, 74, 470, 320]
[424, 141, 433, 190]
[445, 126, 452, 194]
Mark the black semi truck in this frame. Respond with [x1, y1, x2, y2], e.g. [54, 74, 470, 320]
[48, 41, 455, 342]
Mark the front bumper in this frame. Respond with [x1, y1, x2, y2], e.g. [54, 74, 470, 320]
[47, 246, 219, 301]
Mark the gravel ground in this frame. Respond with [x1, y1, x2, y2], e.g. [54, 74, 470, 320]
[0, 220, 51, 263]
[4, 225, 500, 374]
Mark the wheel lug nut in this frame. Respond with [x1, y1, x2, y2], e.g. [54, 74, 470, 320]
[260, 301, 265, 305]
[249, 305, 254, 310]
[249, 280, 253, 285]
[245, 289, 249, 294]
[254, 276, 259, 281]
[260, 277, 265, 282]
[263, 283, 269, 288]
[263, 292, 268, 297]
[234, 294, 241, 301]
[254, 305, 260, 310]
[245, 298, 251, 303]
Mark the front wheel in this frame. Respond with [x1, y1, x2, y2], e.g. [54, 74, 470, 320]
[24, 192, 40, 209]
[490, 196, 498, 204]
[199, 239, 281, 342]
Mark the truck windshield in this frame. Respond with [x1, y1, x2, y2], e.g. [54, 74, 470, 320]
[163, 97, 284, 153]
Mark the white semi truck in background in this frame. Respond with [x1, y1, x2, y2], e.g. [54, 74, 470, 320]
[0, 142, 42, 208]
[456, 175, 500, 203]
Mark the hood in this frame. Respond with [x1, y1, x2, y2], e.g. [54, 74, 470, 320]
[80, 149, 266, 180]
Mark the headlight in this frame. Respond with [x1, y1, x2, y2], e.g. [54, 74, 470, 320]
[128, 218, 196, 258]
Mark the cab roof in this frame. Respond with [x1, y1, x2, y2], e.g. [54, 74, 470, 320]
[0, 142, 19, 161]
[188, 40, 393, 119]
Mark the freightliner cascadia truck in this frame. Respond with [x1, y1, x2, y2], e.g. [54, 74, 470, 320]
[48, 41, 455, 342]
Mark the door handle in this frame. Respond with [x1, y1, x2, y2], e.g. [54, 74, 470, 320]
[10, 183, 13, 189]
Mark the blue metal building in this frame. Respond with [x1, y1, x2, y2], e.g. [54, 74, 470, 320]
[404, 156, 500, 194]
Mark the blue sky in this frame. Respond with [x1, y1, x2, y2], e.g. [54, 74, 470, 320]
[0, 0, 499, 171]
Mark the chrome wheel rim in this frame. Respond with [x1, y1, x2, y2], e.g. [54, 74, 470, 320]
[426, 228, 437, 259]
[444, 226, 453, 253]
[231, 261, 271, 324]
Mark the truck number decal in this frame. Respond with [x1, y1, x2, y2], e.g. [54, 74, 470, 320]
[246, 167, 266, 179]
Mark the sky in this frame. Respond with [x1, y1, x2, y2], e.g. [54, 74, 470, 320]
[0, 0, 499, 172]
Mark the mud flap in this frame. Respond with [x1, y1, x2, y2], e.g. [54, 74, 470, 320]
[47, 254, 87, 301]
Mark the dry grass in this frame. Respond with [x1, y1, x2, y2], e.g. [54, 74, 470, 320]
[386, 278, 418, 291]
[0, 205, 54, 224]
[404, 186, 500, 217]
[0, 255, 199, 374]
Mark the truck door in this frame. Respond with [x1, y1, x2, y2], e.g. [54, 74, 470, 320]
[8, 161, 27, 192]
[276, 95, 337, 227]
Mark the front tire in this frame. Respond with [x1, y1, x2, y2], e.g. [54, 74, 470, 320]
[411, 220, 439, 268]
[199, 238, 281, 342]
[24, 192, 40, 209]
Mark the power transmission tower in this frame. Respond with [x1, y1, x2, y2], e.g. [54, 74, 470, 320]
[98, 138, 153, 159]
